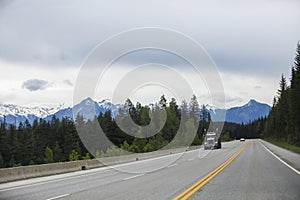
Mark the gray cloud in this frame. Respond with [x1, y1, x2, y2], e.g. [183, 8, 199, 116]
[254, 85, 262, 89]
[0, 0, 11, 8]
[0, 0, 299, 107]
[0, 0, 299, 78]
[22, 79, 50, 91]
[63, 79, 73, 87]
[226, 96, 243, 103]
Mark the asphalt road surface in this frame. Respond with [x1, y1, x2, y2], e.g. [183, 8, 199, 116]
[0, 139, 299, 200]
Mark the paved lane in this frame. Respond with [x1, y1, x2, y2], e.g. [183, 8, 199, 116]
[0, 140, 299, 200]
[0, 141, 242, 200]
[189, 140, 300, 200]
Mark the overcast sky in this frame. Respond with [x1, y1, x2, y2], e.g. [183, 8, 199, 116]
[0, 0, 299, 108]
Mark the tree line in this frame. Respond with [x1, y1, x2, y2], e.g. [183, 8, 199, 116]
[234, 43, 300, 146]
[2, 43, 298, 168]
[263, 43, 300, 146]
[222, 117, 267, 140]
[0, 95, 211, 168]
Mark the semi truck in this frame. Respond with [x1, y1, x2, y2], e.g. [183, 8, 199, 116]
[204, 132, 221, 150]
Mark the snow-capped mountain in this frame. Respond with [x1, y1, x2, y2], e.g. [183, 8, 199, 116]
[0, 104, 65, 125]
[98, 99, 123, 116]
[0, 98, 271, 126]
[0, 98, 117, 125]
[206, 99, 271, 123]
[206, 106, 227, 122]
[223, 99, 271, 124]
[44, 97, 111, 121]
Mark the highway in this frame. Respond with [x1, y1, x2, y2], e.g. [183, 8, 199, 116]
[0, 139, 299, 200]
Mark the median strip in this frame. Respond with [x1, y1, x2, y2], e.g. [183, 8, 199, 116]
[173, 142, 249, 200]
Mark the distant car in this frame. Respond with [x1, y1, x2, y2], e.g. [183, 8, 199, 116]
[240, 138, 245, 142]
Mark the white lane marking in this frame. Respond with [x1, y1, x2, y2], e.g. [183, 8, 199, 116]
[259, 141, 300, 175]
[198, 148, 211, 159]
[0, 150, 188, 192]
[0, 170, 111, 192]
[45, 194, 70, 200]
[0, 142, 235, 192]
[116, 148, 200, 167]
[0, 149, 199, 192]
[167, 163, 178, 168]
[123, 174, 144, 180]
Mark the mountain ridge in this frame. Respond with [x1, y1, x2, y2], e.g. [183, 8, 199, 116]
[207, 99, 271, 124]
[0, 98, 271, 125]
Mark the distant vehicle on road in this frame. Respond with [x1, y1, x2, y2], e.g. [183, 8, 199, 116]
[240, 138, 245, 142]
[204, 132, 221, 150]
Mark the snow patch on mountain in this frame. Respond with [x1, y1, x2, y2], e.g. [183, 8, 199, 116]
[0, 98, 272, 125]
[223, 99, 271, 124]
[0, 103, 67, 125]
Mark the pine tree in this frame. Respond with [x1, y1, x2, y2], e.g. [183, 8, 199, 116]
[53, 141, 64, 162]
[0, 121, 10, 167]
[151, 104, 164, 134]
[179, 100, 188, 133]
[265, 43, 300, 145]
[189, 95, 200, 126]
[162, 98, 180, 142]
[44, 147, 54, 163]
[69, 149, 79, 161]
[159, 95, 167, 108]
[277, 74, 287, 98]
[121, 140, 130, 151]
[277, 75, 289, 140]
[8, 124, 18, 166]
[292, 43, 300, 143]
[82, 153, 91, 160]
[0, 153, 4, 168]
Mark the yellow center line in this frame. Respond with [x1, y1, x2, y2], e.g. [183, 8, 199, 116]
[173, 141, 249, 200]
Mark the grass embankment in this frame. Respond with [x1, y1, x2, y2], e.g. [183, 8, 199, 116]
[264, 139, 300, 154]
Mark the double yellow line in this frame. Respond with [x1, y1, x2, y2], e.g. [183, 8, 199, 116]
[173, 142, 249, 200]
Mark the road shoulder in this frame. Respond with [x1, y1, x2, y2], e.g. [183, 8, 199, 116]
[260, 139, 300, 172]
